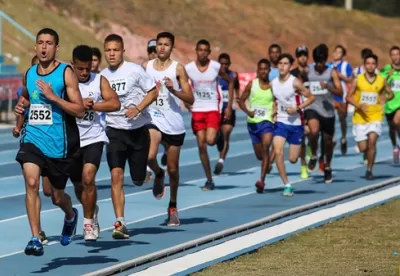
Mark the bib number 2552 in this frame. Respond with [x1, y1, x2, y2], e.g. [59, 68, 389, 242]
[29, 104, 53, 125]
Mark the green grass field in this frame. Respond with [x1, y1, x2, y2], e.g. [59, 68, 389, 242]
[194, 197, 400, 276]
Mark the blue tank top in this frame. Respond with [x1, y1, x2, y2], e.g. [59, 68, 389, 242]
[21, 63, 80, 159]
[218, 71, 234, 105]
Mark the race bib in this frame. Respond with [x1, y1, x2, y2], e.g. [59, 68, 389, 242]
[309, 81, 328, 95]
[392, 80, 400, 91]
[77, 110, 96, 125]
[29, 104, 53, 125]
[151, 84, 170, 110]
[360, 92, 378, 105]
[253, 105, 269, 118]
[195, 90, 213, 100]
[110, 78, 128, 96]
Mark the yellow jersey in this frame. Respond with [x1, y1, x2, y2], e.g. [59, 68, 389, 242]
[352, 74, 385, 124]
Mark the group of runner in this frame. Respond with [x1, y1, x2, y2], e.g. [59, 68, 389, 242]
[13, 27, 400, 256]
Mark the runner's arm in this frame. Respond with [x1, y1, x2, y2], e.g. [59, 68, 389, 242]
[293, 78, 315, 109]
[345, 78, 360, 109]
[383, 79, 394, 102]
[219, 70, 234, 110]
[50, 66, 85, 118]
[172, 64, 194, 105]
[238, 81, 253, 116]
[93, 76, 121, 112]
[327, 70, 343, 97]
[133, 71, 158, 112]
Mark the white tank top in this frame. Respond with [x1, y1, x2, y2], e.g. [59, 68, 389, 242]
[185, 60, 221, 112]
[77, 73, 109, 147]
[272, 75, 302, 126]
[146, 60, 185, 135]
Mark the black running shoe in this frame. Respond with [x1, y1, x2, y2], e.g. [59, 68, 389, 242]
[324, 168, 333, 184]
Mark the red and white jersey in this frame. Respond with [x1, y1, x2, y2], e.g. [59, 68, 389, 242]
[185, 60, 221, 112]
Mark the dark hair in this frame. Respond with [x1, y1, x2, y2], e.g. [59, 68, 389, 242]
[156, 32, 175, 47]
[361, 48, 373, 59]
[258, 58, 271, 67]
[218, 53, 231, 63]
[72, 45, 93, 62]
[196, 39, 210, 49]
[31, 55, 39, 66]
[390, 46, 400, 53]
[269, 44, 281, 52]
[36, 28, 59, 45]
[335, 45, 347, 56]
[104, 34, 124, 48]
[91, 47, 102, 61]
[313, 44, 329, 63]
[278, 53, 294, 64]
[364, 53, 378, 64]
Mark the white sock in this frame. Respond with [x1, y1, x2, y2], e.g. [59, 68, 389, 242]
[218, 158, 224, 164]
[116, 217, 126, 226]
[146, 166, 151, 172]
[65, 214, 75, 223]
[84, 218, 94, 226]
[284, 183, 291, 188]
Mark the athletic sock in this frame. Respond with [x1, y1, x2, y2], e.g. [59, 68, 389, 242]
[84, 218, 94, 226]
[65, 214, 75, 223]
[169, 201, 177, 209]
[146, 166, 152, 172]
[218, 158, 224, 164]
[116, 217, 126, 226]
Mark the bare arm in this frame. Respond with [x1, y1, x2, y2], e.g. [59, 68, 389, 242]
[238, 81, 253, 116]
[293, 78, 315, 109]
[170, 63, 194, 105]
[219, 70, 234, 109]
[383, 79, 394, 102]
[93, 76, 121, 112]
[327, 70, 343, 97]
[135, 87, 158, 112]
[40, 66, 84, 118]
[345, 78, 359, 109]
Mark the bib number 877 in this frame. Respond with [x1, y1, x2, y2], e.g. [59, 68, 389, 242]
[30, 109, 51, 121]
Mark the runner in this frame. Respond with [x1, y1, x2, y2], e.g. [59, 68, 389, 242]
[14, 28, 84, 255]
[346, 53, 393, 179]
[91, 47, 102, 73]
[143, 32, 194, 226]
[13, 55, 50, 246]
[305, 44, 342, 183]
[332, 45, 353, 155]
[214, 53, 240, 175]
[238, 59, 274, 193]
[101, 34, 158, 239]
[147, 39, 158, 60]
[290, 45, 310, 179]
[273, 53, 315, 196]
[185, 39, 233, 191]
[69, 45, 120, 241]
[380, 46, 400, 164]
[268, 44, 282, 81]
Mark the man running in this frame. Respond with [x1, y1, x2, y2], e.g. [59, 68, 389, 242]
[91, 47, 102, 73]
[214, 53, 240, 175]
[290, 45, 310, 179]
[69, 45, 120, 241]
[331, 45, 353, 155]
[305, 44, 342, 184]
[239, 59, 274, 193]
[101, 34, 158, 239]
[380, 46, 400, 164]
[273, 54, 315, 196]
[14, 28, 84, 255]
[143, 32, 194, 226]
[185, 39, 233, 191]
[346, 53, 393, 179]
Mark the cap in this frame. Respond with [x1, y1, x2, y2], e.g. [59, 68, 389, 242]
[147, 39, 157, 50]
[295, 45, 308, 57]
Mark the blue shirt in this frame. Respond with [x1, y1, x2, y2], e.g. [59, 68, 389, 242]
[21, 63, 80, 158]
[269, 67, 279, 81]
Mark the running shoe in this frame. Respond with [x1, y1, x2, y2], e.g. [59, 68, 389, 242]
[324, 167, 333, 184]
[308, 157, 317, 171]
[112, 221, 129, 239]
[300, 165, 309, 179]
[39, 231, 48, 245]
[214, 161, 224, 175]
[201, 180, 215, 191]
[255, 180, 265, 194]
[341, 138, 347, 155]
[282, 186, 294, 197]
[24, 237, 43, 256]
[167, 207, 180, 226]
[365, 170, 375, 181]
[60, 208, 78, 246]
[153, 168, 166, 199]
[93, 205, 100, 238]
[83, 223, 96, 242]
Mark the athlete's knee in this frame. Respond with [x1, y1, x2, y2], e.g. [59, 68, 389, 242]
[274, 147, 284, 157]
[167, 165, 178, 179]
[51, 191, 64, 206]
[393, 116, 400, 126]
[26, 176, 40, 192]
[82, 171, 96, 189]
[206, 136, 217, 146]
[289, 156, 298, 164]
[110, 169, 124, 186]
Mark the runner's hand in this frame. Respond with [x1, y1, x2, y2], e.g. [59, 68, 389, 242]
[163, 77, 174, 92]
[357, 103, 368, 113]
[124, 106, 140, 120]
[14, 98, 26, 116]
[83, 98, 94, 110]
[36, 80, 56, 101]
[248, 111, 255, 118]
[320, 81, 328, 89]
[224, 107, 232, 120]
[12, 127, 20, 138]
